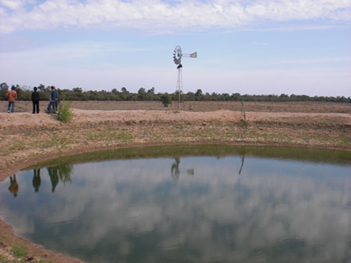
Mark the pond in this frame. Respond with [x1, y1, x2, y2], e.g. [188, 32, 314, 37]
[0, 145, 351, 263]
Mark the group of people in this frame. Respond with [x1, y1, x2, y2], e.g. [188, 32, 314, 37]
[6, 85, 59, 114]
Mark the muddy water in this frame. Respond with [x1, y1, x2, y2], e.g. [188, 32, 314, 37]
[0, 145, 350, 263]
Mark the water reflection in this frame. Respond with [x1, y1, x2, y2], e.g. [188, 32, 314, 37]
[47, 164, 73, 192]
[32, 169, 41, 192]
[7, 165, 74, 196]
[238, 151, 245, 175]
[171, 158, 195, 180]
[0, 146, 350, 263]
[8, 175, 18, 197]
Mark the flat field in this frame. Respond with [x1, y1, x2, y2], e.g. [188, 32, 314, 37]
[1, 100, 351, 113]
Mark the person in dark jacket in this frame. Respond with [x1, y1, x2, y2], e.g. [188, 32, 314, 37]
[31, 87, 40, 114]
[46, 86, 57, 113]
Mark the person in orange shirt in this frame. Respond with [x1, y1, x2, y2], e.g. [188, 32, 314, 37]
[6, 86, 17, 113]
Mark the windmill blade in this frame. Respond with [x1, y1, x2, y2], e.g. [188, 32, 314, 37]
[173, 46, 183, 65]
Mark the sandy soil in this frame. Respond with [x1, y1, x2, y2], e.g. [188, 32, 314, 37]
[0, 101, 350, 262]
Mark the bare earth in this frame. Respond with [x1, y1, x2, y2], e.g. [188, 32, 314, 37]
[0, 101, 350, 262]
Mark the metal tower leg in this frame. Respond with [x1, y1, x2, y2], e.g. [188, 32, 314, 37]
[177, 68, 183, 111]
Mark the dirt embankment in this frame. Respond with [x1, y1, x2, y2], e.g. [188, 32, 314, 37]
[0, 101, 350, 262]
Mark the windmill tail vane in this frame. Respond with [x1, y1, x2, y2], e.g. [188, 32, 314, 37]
[187, 52, 197, 58]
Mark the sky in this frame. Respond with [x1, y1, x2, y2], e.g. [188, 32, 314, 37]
[0, 0, 350, 97]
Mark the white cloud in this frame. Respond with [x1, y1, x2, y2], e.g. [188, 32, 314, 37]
[0, 0, 350, 35]
[0, 0, 24, 10]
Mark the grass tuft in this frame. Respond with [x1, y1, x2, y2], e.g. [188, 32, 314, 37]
[55, 101, 74, 123]
[239, 119, 249, 128]
[12, 245, 27, 258]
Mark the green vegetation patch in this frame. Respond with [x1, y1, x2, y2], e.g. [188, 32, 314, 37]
[26, 145, 351, 171]
[12, 245, 28, 258]
[55, 101, 74, 123]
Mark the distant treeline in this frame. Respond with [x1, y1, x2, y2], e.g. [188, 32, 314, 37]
[1, 82, 350, 103]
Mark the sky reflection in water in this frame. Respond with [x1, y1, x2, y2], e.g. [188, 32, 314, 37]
[0, 150, 351, 263]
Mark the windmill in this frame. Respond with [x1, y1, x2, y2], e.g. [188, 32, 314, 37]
[173, 46, 197, 110]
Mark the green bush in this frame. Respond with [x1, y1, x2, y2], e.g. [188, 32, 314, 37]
[160, 94, 172, 107]
[55, 101, 74, 123]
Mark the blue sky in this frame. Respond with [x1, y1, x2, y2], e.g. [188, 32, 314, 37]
[0, 0, 350, 97]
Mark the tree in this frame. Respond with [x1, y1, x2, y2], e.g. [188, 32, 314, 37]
[72, 87, 83, 93]
[160, 93, 172, 107]
[14, 85, 24, 100]
[148, 87, 155, 94]
[38, 84, 45, 92]
[121, 87, 128, 93]
[222, 93, 230, 101]
[195, 89, 203, 101]
[137, 88, 146, 100]
[195, 89, 203, 97]
[185, 91, 195, 101]
[0, 82, 9, 99]
[231, 93, 240, 101]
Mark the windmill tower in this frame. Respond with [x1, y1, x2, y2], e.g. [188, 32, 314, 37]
[173, 46, 197, 110]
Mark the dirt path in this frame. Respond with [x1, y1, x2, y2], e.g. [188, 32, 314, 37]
[0, 102, 350, 262]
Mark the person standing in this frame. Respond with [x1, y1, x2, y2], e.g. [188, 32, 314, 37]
[6, 86, 17, 113]
[46, 86, 57, 113]
[31, 86, 40, 114]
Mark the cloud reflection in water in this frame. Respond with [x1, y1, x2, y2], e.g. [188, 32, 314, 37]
[0, 156, 350, 263]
